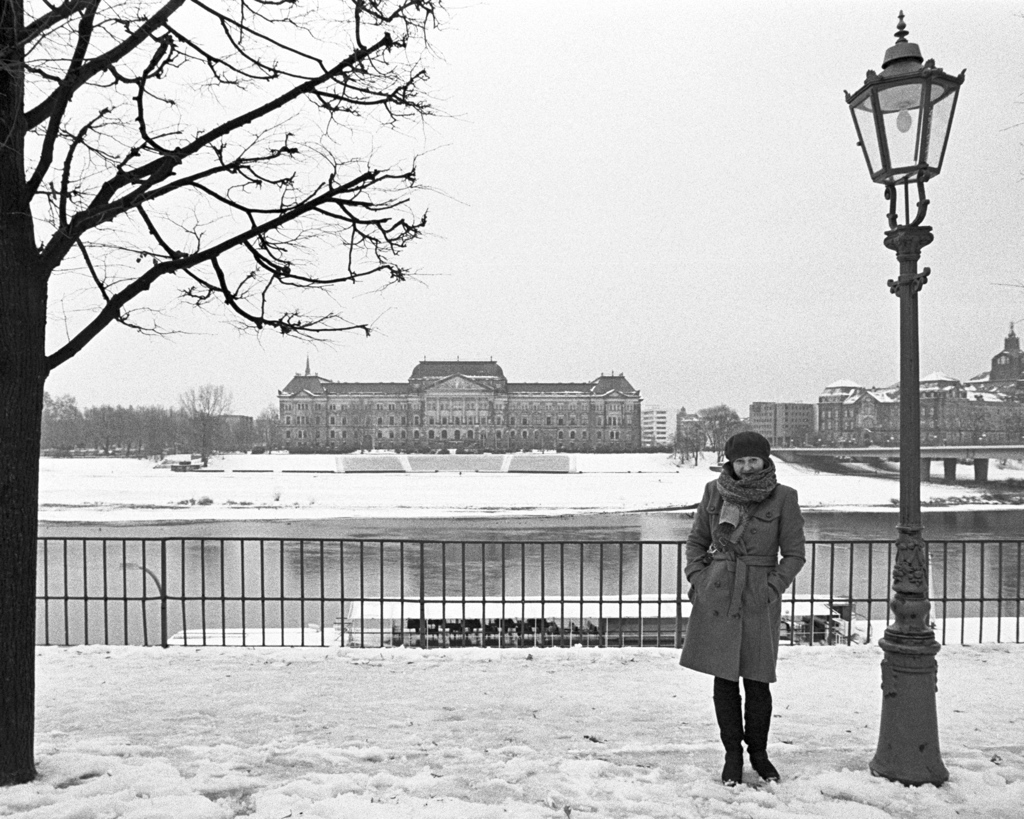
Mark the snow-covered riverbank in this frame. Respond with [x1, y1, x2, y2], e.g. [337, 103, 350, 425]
[4, 644, 1021, 818]
[36, 453, 1024, 523]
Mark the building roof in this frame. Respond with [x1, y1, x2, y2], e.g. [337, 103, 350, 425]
[823, 379, 863, 391]
[920, 371, 959, 384]
[278, 374, 332, 396]
[409, 361, 505, 381]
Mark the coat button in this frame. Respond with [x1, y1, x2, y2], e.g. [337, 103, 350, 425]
[749, 527, 758, 534]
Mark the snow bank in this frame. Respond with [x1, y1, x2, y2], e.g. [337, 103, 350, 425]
[4, 644, 1021, 818]
[37, 453, 1024, 522]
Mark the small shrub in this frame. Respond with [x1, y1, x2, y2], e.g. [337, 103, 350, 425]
[197, 496, 213, 506]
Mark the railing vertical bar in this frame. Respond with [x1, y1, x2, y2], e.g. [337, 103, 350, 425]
[942, 540, 950, 651]
[82, 540, 90, 644]
[379, 539, 386, 648]
[241, 540, 247, 647]
[341, 539, 348, 648]
[599, 542, 605, 647]
[101, 542, 109, 645]
[559, 542, 566, 646]
[279, 540, 286, 649]
[42, 539, 51, 645]
[979, 542, 986, 644]
[520, 542, 526, 647]
[997, 541, 1003, 644]
[500, 542, 507, 648]
[675, 541, 683, 650]
[481, 541, 487, 648]
[320, 540, 326, 647]
[299, 540, 306, 648]
[637, 541, 644, 647]
[960, 543, 968, 645]
[419, 541, 426, 649]
[220, 539, 227, 646]
[359, 540, 366, 648]
[260, 539, 267, 648]
[398, 540, 405, 649]
[618, 542, 624, 648]
[180, 540, 188, 646]
[140, 540, 152, 646]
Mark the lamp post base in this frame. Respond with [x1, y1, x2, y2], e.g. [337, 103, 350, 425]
[869, 633, 949, 786]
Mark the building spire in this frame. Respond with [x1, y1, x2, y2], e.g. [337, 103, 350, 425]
[305, 355, 311, 377]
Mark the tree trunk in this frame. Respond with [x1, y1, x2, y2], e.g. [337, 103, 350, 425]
[0, 251, 46, 786]
[0, 0, 45, 785]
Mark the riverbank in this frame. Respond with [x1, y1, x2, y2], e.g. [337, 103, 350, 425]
[7, 644, 1022, 818]
[36, 453, 1024, 524]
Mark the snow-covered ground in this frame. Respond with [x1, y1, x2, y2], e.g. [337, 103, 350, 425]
[4, 644, 1021, 818]
[36, 453, 1024, 522]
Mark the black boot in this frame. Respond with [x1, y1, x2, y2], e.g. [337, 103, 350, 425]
[713, 677, 744, 786]
[743, 679, 780, 782]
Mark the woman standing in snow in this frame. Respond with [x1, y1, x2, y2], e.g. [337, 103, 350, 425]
[679, 431, 806, 786]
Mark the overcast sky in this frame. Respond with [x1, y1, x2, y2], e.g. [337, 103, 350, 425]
[44, 1, 1024, 417]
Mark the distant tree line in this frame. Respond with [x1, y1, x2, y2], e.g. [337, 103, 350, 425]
[40, 386, 281, 461]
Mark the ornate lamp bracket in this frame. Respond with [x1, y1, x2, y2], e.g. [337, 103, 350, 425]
[885, 179, 930, 230]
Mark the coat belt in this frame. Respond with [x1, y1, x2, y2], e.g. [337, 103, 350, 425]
[710, 552, 778, 618]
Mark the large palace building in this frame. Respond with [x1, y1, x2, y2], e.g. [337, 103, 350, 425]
[278, 360, 642, 453]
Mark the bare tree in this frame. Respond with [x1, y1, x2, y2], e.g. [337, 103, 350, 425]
[180, 384, 232, 464]
[697, 405, 745, 460]
[0, 0, 439, 784]
[255, 404, 282, 452]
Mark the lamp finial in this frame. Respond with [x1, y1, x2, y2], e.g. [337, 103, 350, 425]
[895, 11, 908, 44]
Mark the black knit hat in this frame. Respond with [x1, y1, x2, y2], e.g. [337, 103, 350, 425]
[724, 431, 771, 463]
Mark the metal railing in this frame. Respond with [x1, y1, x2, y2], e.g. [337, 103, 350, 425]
[35, 538, 1024, 648]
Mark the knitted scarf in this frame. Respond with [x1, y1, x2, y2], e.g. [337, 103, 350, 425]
[712, 460, 778, 552]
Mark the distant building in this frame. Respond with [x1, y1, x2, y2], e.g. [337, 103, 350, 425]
[966, 323, 1024, 400]
[641, 405, 672, 448]
[816, 372, 1024, 446]
[748, 402, 815, 447]
[277, 359, 642, 453]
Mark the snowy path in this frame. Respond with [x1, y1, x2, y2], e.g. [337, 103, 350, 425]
[5, 644, 1022, 818]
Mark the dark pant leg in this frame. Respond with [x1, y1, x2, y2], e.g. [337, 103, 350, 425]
[713, 677, 743, 751]
[742, 678, 772, 752]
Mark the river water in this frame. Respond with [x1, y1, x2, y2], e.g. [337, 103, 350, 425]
[36, 509, 1024, 645]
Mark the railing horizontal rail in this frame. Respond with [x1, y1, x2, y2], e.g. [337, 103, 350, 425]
[34, 538, 1024, 648]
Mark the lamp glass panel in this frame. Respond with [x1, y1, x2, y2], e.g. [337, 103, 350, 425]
[852, 102, 882, 177]
[876, 88, 925, 174]
[926, 85, 958, 170]
[874, 80, 926, 113]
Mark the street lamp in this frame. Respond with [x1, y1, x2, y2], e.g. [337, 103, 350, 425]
[845, 12, 964, 787]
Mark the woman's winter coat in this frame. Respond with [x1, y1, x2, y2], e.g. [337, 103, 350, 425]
[679, 479, 806, 683]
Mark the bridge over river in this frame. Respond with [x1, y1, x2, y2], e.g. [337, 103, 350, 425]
[773, 445, 1024, 482]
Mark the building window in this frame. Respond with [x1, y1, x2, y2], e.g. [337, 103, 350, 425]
[285, 430, 291, 439]
[428, 430, 435, 440]
[454, 430, 461, 440]
[414, 430, 420, 439]
[441, 430, 448, 440]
